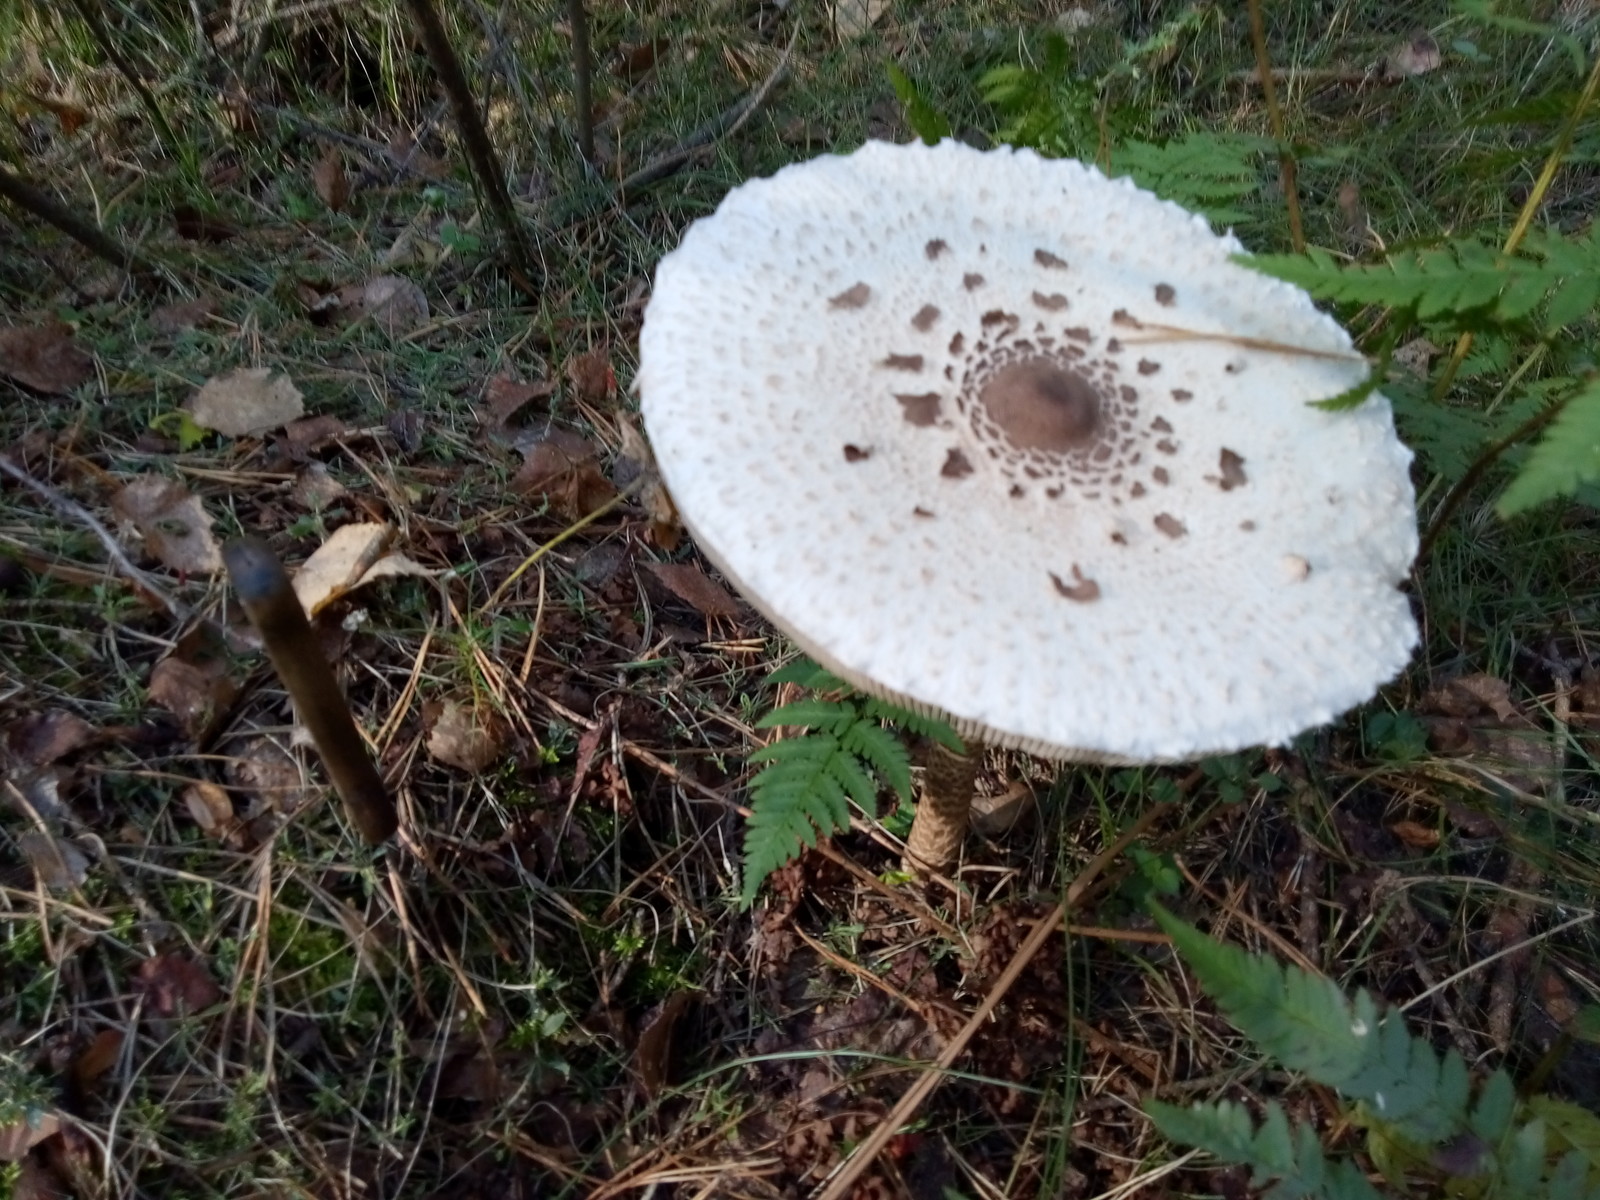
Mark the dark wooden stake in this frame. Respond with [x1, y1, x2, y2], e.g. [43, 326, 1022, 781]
[223, 538, 398, 845]
[401, 0, 541, 294]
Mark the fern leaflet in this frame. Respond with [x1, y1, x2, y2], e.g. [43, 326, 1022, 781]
[741, 660, 960, 907]
[1109, 132, 1271, 228]
[1495, 378, 1600, 516]
[1147, 1100, 1384, 1200]
[1245, 228, 1600, 330]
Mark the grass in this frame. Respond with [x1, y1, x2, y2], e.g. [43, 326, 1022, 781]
[3, 0, 1600, 1196]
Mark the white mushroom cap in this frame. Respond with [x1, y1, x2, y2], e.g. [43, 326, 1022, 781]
[638, 140, 1418, 763]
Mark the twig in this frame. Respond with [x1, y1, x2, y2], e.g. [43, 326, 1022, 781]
[616, 21, 799, 196]
[0, 454, 189, 624]
[567, 0, 596, 164]
[401, 0, 542, 294]
[814, 802, 1168, 1200]
[1246, 0, 1304, 252]
[0, 162, 156, 278]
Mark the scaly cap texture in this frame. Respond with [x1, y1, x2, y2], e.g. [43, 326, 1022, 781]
[638, 140, 1418, 762]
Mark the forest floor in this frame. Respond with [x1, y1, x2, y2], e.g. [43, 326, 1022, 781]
[3, 1, 1600, 1197]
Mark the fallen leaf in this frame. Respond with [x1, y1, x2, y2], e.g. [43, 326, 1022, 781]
[187, 367, 305, 437]
[0, 1111, 60, 1162]
[146, 625, 239, 739]
[514, 429, 618, 519]
[565, 349, 615, 405]
[6, 712, 96, 767]
[1386, 32, 1442, 78]
[1388, 818, 1440, 849]
[611, 39, 667, 80]
[1422, 673, 1519, 722]
[17, 829, 90, 891]
[228, 736, 310, 819]
[427, 699, 505, 773]
[312, 147, 349, 212]
[1393, 336, 1440, 378]
[483, 373, 554, 426]
[643, 562, 740, 617]
[112, 476, 222, 574]
[2, 769, 69, 825]
[335, 275, 429, 335]
[70, 1030, 124, 1093]
[183, 781, 238, 841]
[292, 462, 349, 509]
[134, 952, 222, 1016]
[290, 522, 432, 616]
[172, 204, 240, 242]
[12, 1154, 69, 1200]
[615, 415, 680, 549]
[277, 415, 349, 460]
[0, 324, 94, 394]
[830, 0, 890, 40]
[636, 991, 693, 1099]
[149, 297, 217, 334]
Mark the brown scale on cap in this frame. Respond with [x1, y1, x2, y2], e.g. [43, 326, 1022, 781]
[896, 393, 942, 426]
[843, 444, 870, 461]
[1032, 292, 1070, 311]
[963, 273, 985, 290]
[884, 354, 924, 371]
[1155, 283, 1176, 305]
[1154, 513, 1186, 538]
[1050, 564, 1101, 602]
[941, 448, 974, 478]
[830, 283, 872, 309]
[926, 239, 949, 259]
[912, 304, 941, 331]
[1034, 249, 1068, 268]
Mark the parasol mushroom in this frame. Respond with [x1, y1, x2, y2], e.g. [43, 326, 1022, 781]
[637, 139, 1418, 873]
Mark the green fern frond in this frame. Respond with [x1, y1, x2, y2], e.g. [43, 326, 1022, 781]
[1152, 906, 1469, 1146]
[1495, 378, 1600, 516]
[1245, 229, 1600, 330]
[1110, 132, 1271, 227]
[741, 660, 963, 907]
[1147, 1100, 1385, 1200]
[859, 697, 965, 752]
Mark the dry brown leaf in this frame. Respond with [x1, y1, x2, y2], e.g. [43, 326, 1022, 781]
[643, 562, 740, 617]
[278, 415, 349, 460]
[830, 0, 890, 39]
[483, 373, 554, 426]
[1423, 673, 1520, 722]
[188, 367, 305, 437]
[147, 658, 230, 739]
[312, 147, 349, 212]
[6, 711, 96, 767]
[615, 415, 680, 549]
[112, 476, 222, 574]
[291, 522, 432, 616]
[971, 779, 1036, 836]
[228, 736, 309, 817]
[183, 781, 237, 840]
[427, 699, 505, 773]
[335, 275, 429, 335]
[71, 1030, 123, 1093]
[636, 991, 693, 1099]
[173, 204, 240, 242]
[1386, 32, 1442, 78]
[1388, 818, 1440, 849]
[17, 829, 90, 891]
[514, 430, 618, 520]
[292, 462, 349, 509]
[0, 324, 94, 395]
[134, 952, 222, 1016]
[149, 297, 217, 335]
[0, 1112, 60, 1163]
[565, 349, 615, 405]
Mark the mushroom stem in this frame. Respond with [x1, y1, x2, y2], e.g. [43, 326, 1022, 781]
[902, 740, 981, 873]
[223, 537, 398, 845]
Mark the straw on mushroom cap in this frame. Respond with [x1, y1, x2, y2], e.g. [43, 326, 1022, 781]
[638, 139, 1418, 873]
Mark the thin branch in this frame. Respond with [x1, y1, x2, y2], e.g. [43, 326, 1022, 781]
[401, 0, 542, 294]
[63, 0, 188, 173]
[567, 0, 596, 164]
[1246, 0, 1304, 252]
[0, 455, 189, 624]
[0, 163, 156, 277]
